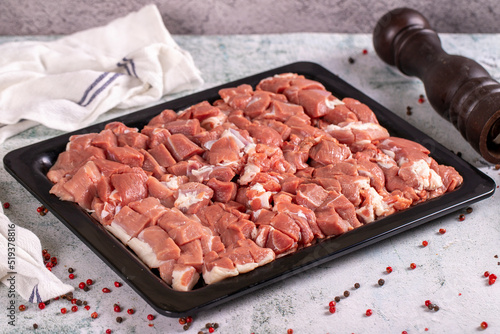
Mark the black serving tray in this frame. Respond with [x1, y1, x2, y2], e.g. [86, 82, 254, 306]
[3, 62, 495, 317]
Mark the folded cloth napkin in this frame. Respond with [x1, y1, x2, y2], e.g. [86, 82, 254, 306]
[0, 4, 203, 143]
[0, 203, 74, 303]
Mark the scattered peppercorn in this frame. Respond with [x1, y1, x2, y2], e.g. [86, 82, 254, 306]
[354, 282, 360, 289]
[186, 316, 193, 323]
[329, 301, 336, 308]
[127, 308, 134, 315]
[335, 296, 341, 302]
[183, 324, 190, 331]
[378, 279, 385, 286]
[76, 300, 82, 306]
[106, 330, 112, 334]
[428, 303, 435, 310]
[495, 164, 500, 170]
[113, 305, 121, 312]
[466, 207, 473, 214]
[79, 282, 86, 289]
[19, 305, 26, 311]
[84, 305, 90, 311]
[481, 321, 488, 329]
[44, 300, 50, 306]
[114, 281, 122, 287]
[91, 312, 98, 319]
[456, 151, 462, 157]
[402, 331, 408, 334]
[38, 302, 45, 310]
[3, 202, 10, 209]
[33, 324, 38, 329]
[83, 301, 87, 305]
[410, 263, 417, 269]
[422, 240, 429, 247]
[348, 57, 355, 64]
[68, 268, 74, 273]
[433, 305, 440, 311]
[60, 308, 67, 314]
[418, 94, 425, 104]
[102, 288, 111, 293]
[287, 329, 293, 334]
[213, 323, 219, 329]
[198, 331, 204, 334]
[425, 300, 431, 307]
[362, 49, 368, 55]
[83, 286, 90, 292]
[70, 298, 77, 304]
[366, 309, 373, 316]
[488, 273, 497, 285]
[343, 290, 350, 297]
[71, 306, 78, 312]
[386, 266, 393, 274]
[439, 228, 446, 234]
[458, 214, 465, 221]
[209, 328, 215, 334]
[484, 271, 490, 277]
[116, 317, 123, 323]
[69, 274, 75, 280]
[329, 306, 336, 314]
[86, 279, 93, 285]
[147, 314, 155, 321]
[206, 323, 212, 329]
[494, 255, 498, 258]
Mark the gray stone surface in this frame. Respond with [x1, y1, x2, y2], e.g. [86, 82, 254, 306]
[1, 0, 499, 36]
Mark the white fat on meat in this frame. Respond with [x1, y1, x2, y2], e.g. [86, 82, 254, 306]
[190, 165, 214, 182]
[127, 238, 163, 268]
[249, 183, 275, 210]
[375, 151, 398, 169]
[356, 187, 392, 223]
[171, 265, 200, 291]
[235, 262, 259, 274]
[105, 222, 132, 245]
[239, 163, 260, 185]
[175, 191, 210, 211]
[162, 175, 184, 190]
[401, 159, 443, 191]
[201, 114, 227, 129]
[325, 98, 345, 109]
[221, 128, 255, 150]
[203, 265, 239, 285]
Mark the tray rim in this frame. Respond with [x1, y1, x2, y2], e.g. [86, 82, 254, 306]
[3, 61, 496, 317]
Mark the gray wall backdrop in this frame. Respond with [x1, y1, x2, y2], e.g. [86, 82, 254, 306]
[1, 0, 499, 35]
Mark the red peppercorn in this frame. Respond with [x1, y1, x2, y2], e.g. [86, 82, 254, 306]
[209, 327, 215, 333]
[38, 302, 45, 310]
[79, 282, 86, 289]
[458, 214, 465, 221]
[439, 228, 446, 234]
[484, 271, 490, 277]
[147, 314, 155, 321]
[44, 253, 51, 261]
[481, 321, 488, 329]
[127, 308, 134, 315]
[19, 305, 26, 311]
[50, 256, 57, 264]
[84, 305, 90, 311]
[69, 273, 75, 280]
[114, 305, 121, 312]
[179, 317, 186, 325]
[329, 306, 336, 314]
[102, 288, 111, 293]
[70, 298, 77, 304]
[91, 312, 98, 319]
[329, 301, 336, 308]
[45, 262, 53, 269]
[71, 306, 78, 312]
[366, 309, 373, 316]
[425, 300, 431, 307]
[402, 331, 408, 334]
[36, 206, 43, 213]
[362, 49, 368, 55]
[488, 274, 497, 285]
[422, 240, 429, 247]
[86, 279, 93, 286]
[114, 281, 122, 287]
[386, 266, 393, 273]
[42, 249, 48, 255]
[418, 96, 425, 104]
[3, 202, 10, 209]
[60, 308, 67, 314]
[410, 263, 417, 269]
[106, 330, 112, 334]
[186, 316, 193, 323]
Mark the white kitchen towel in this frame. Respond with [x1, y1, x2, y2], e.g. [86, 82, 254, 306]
[0, 203, 74, 303]
[0, 4, 203, 143]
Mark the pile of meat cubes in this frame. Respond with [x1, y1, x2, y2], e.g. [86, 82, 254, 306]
[47, 73, 463, 291]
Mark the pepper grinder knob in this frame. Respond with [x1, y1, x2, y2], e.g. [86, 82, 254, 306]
[373, 7, 500, 163]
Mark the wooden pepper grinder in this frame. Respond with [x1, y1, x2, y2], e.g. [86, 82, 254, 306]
[373, 7, 500, 163]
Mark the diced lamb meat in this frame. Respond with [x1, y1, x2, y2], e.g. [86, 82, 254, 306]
[174, 182, 214, 214]
[171, 264, 200, 291]
[166, 133, 205, 161]
[147, 109, 178, 127]
[48, 72, 463, 291]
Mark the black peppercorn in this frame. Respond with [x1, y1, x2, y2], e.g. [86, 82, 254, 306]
[343, 290, 350, 297]
[354, 283, 360, 289]
[378, 279, 385, 286]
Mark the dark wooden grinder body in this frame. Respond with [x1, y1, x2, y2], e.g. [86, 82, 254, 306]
[373, 8, 500, 163]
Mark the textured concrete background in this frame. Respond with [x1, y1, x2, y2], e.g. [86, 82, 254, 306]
[1, 0, 499, 35]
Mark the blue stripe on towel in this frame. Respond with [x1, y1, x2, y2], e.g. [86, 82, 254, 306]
[81, 72, 123, 107]
[28, 284, 42, 303]
[117, 61, 131, 76]
[77, 72, 109, 106]
[123, 57, 138, 78]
